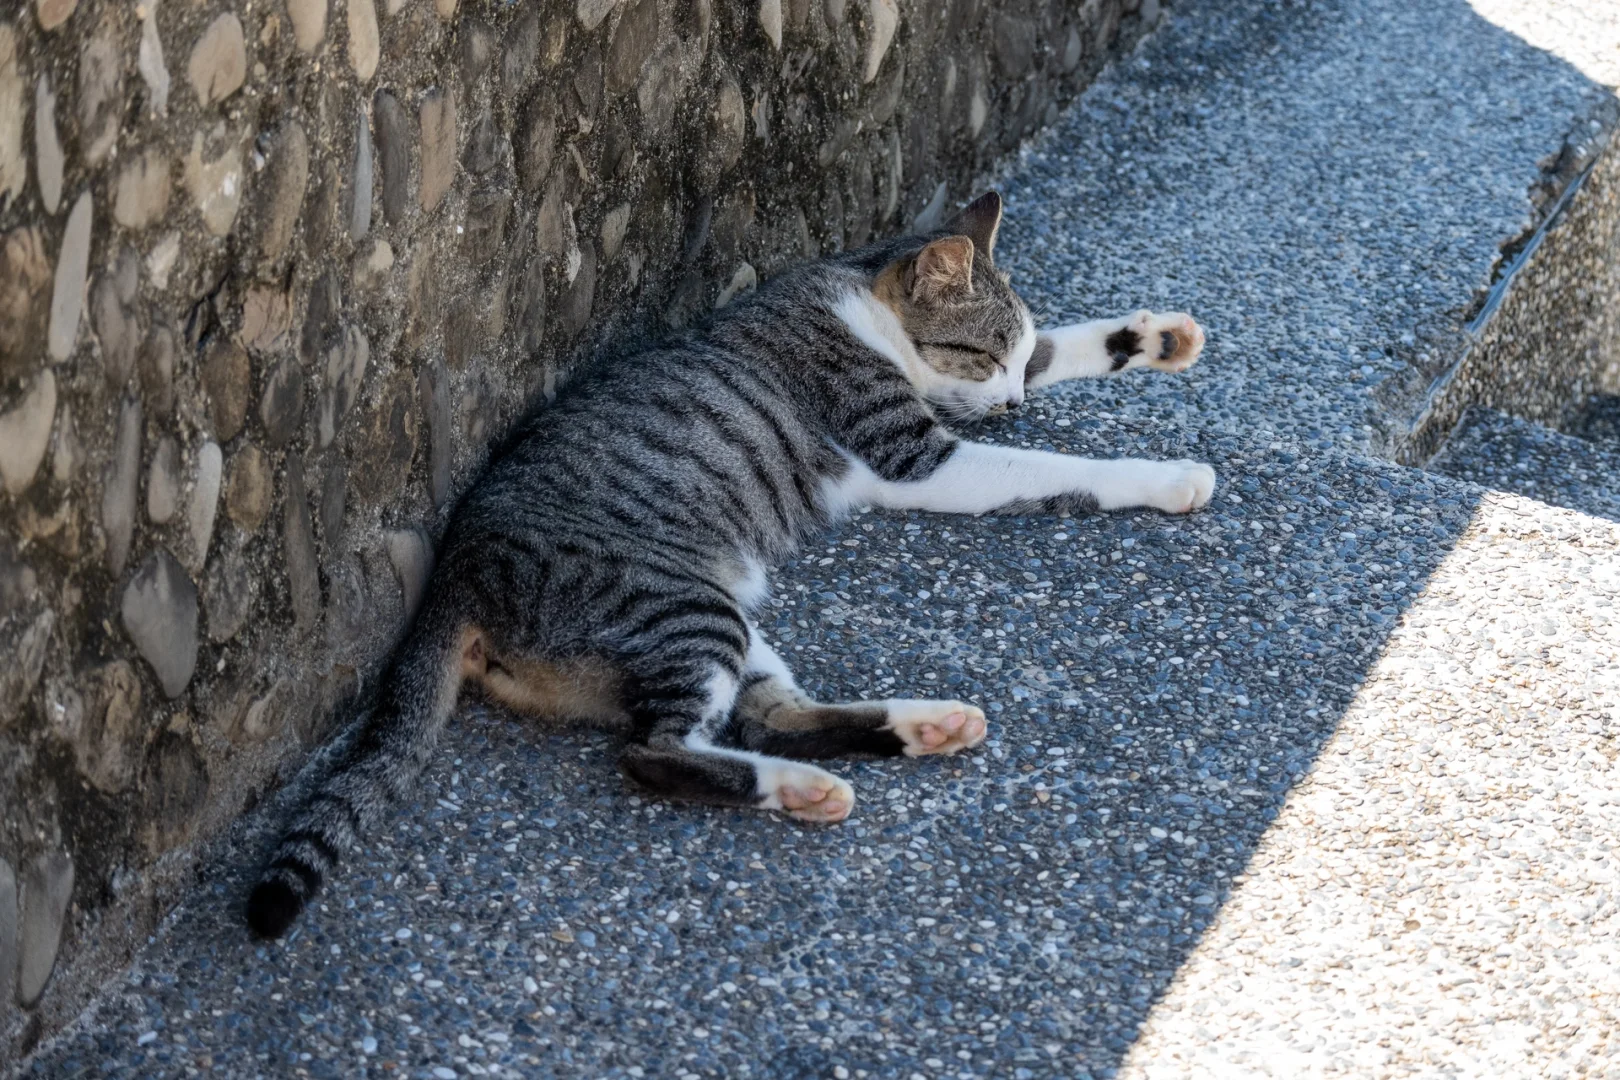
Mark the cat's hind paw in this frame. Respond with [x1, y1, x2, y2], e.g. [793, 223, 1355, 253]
[885, 700, 988, 757]
[759, 761, 855, 823]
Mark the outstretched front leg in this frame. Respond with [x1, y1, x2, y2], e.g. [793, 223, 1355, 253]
[1025, 310, 1205, 389]
[844, 440, 1216, 517]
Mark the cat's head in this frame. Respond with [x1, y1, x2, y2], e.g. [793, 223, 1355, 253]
[875, 192, 1036, 421]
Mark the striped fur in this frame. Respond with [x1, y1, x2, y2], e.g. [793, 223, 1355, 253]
[245, 191, 1216, 938]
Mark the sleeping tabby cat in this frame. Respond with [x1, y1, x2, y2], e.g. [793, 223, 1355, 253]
[246, 191, 1212, 938]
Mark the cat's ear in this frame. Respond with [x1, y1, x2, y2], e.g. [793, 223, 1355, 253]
[910, 236, 976, 299]
[948, 191, 1003, 263]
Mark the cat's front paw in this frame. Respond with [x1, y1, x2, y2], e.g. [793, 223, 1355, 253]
[759, 761, 855, 823]
[1124, 311, 1205, 373]
[1145, 460, 1216, 514]
[885, 700, 988, 757]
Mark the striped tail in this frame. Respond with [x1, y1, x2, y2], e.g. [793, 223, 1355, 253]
[245, 599, 467, 938]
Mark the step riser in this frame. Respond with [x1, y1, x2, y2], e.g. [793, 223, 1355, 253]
[1398, 111, 1620, 466]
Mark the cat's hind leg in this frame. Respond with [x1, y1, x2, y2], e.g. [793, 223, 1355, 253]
[616, 635, 856, 823]
[728, 627, 989, 759]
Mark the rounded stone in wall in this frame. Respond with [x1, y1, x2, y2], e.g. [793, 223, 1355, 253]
[634, 42, 681, 136]
[349, 372, 418, 504]
[17, 850, 72, 1009]
[142, 732, 209, 855]
[121, 548, 200, 699]
[0, 226, 51, 378]
[52, 660, 146, 794]
[201, 339, 251, 442]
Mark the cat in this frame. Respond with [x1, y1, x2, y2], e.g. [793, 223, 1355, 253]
[245, 191, 1212, 939]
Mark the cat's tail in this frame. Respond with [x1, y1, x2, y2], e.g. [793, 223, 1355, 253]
[245, 591, 472, 939]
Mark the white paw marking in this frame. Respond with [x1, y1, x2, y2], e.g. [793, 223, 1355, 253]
[1146, 460, 1217, 514]
[1130, 310, 1205, 373]
[886, 700, 989, 757]
[758, 760, 855, 823]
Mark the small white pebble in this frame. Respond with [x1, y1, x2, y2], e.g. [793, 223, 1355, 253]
[137, 1031, 157, 1045]
[524, 976, 539, 994]
[362, 1035, 377, 1054]
[395, 928, 413, 940]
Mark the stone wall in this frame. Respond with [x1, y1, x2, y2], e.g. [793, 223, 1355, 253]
[0, 0, 1161, 1057]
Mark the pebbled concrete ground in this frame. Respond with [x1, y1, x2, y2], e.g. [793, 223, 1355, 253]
[995, 0, 1614, 455]
[18, 0, 1620, 1077]
[1430, 406, 1620, 524]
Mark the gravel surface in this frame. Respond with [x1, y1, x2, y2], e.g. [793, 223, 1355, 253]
[19, 0, 1620, 1077]
[994, 0, 1613, 455]
[1430, 406, 1620, 523]
[1122, 492, 1620, 1079]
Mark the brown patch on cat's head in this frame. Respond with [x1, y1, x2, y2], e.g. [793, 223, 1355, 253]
[873, 230, 1029, 386]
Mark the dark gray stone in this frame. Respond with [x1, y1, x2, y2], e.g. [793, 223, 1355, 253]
[514, 88, 557, 193]
[350, 107, 373, 239]
[1061, 23, 1083, 71]
[607, 0, 659, 96]
[374, 89, 412, 225]
[0, 857, 15, 1009]
[634, 41, 681, 135]
[458, 19, 495, 88]
[120, 547, 199, 699]
[283, 456, 321, 632]
[91, 250, 141, 390]
[17, 850, 72, 1008]
[324, 554, 370, 658]
[349, 372, 418, 503]
[318, 325, 369, 449]
[466, 108, 502, 175]
[444, 297, 482, 370]
[502, 9, 541, 98]
[463, 188, 511, 266]
[138, 320, 177, 420]
[259, 122, 311, 263]
[141, 732, 208, 853]
[418, 360, 452, 509]
[203, 541, 255, 644]
[299, 271, 342, 366]
[0, 607, 53, 725]
[259, 357, 306, 450]
[994, 15, 1036, 78]
[201, 339, 251, 442]
[320, 460, 346, 550]
[570, 43, 604, 130]
[865, 52, 905, 125]
[101, 396, 142, 576]
[601, 113, 636, 180]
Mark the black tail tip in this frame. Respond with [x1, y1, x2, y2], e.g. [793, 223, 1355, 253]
[246, 879, 303, 939]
